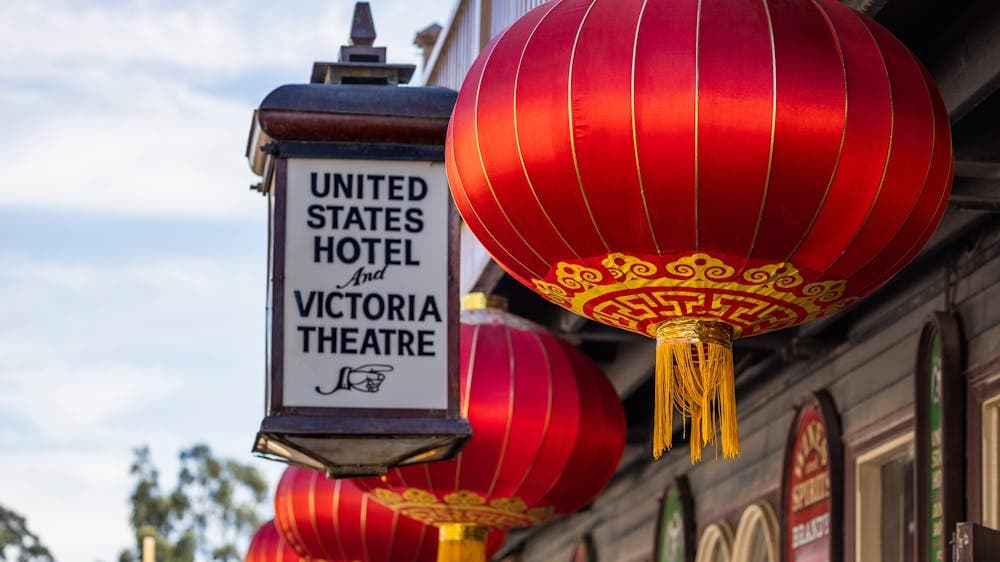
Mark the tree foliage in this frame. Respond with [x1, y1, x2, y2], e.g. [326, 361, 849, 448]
[117, 444, 269, 562]
[0, 504, 54, 562]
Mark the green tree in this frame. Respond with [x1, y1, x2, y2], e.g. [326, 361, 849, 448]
[0, 504, 54, 562]
[117, 444, 269, 562]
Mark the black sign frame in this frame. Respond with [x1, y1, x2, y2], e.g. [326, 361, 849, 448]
[915, 311, 964, 562]
[653, 475, 696, 562]
[780, 390, 844, 562]
[253, 139, 470, 477]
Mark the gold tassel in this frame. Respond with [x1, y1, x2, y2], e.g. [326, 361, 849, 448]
[653, 318, 738, 463]
[437, 523, 488, 562]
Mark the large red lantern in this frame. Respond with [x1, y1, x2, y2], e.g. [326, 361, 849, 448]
[361, 295, 626, 562]
[247, 520, 304, 562]
[446, 0, 952, 462]
[274, 466, 505, 562]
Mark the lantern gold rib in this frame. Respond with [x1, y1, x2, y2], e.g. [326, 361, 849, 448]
[693, 0, 703, 249]
[473, 21, 552, 271]
[454, 322, 481, 490]
[331, 477, 349, 562]
[862, 135, 952, 296]
[513, 0, 582, 260]
[386, 509, 403, 562]
[630, 0, 662, 256]
[306, 470, 329, 561]
[361, 494, 372, 562]
[423, 462, 435, 500]
[863, 171, 952, 295]
[849, 45, 938, 280]
[745, 0, 779, 261]
[485, 324, 518, 498]
[410, 520, 430, 562]
[508, 328, 556, 501]
[566, 0, 610, 254]
[820, 12, 895, 278]
[448, 117, 545, 281]
[785, 0, 850, 263]
[279, 473, 308, 558]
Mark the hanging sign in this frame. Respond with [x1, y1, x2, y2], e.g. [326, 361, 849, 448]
[655, 477, 695, 562]
[248, 74, 469, 477]
[781, 391, 842, 562]
[916, 312, 963, 562]
[279, 158, 449, 410]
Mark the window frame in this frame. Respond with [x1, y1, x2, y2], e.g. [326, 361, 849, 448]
[966, 358, 1000, 528]
[695, 522, 734, 562]
[853, 430, 916, 562]
[654, 476, 696, 562]
[731, 501, 779, 562]
[844, 407, 915, 562]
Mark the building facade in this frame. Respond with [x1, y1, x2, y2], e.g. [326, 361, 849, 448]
[418, 1, 1000, 561]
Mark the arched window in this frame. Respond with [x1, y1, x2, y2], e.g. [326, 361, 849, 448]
[695, 522, 733, 562]
[732, 502, 779, 562]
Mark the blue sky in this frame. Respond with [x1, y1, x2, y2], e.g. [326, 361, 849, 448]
[0, 1, 453, 559]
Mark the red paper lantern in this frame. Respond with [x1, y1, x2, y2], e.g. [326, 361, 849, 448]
[247, 520, 304, 562]
[446, 0, 952, 462]
[360, 296, 626, 562]
[274, 466, 505, 562]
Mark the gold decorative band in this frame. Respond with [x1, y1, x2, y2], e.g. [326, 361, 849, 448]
[531, 252, 859, 339]
[439, 523, 488, 541]
[461, 292, 509, 312]
[656, 318, 734, 348]
[370, 488, 555, 529]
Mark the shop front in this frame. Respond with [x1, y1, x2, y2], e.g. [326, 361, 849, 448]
[413, 1, 1000, 561]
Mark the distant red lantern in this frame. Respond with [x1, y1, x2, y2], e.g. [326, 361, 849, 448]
[274, 466, 505, 562]
[246, 520, 303, 562]
[360, 295, 626, 562]
[446, 0, 952, 462]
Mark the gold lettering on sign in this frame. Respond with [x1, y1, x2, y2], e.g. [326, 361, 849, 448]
[792, 471, 831, 511]
[931, 428, 942, 447]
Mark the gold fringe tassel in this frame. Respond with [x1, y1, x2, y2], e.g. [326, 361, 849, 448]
[437, 523, 488, 562]
[653, 318, 739, 463]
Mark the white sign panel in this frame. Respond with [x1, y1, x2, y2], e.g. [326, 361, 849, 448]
[282, 158, 449, 409]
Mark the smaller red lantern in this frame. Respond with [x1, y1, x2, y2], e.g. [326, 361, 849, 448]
[246, 520, 304, 562]
[360, 295, 626, 562]
[274, 466, 506, 562]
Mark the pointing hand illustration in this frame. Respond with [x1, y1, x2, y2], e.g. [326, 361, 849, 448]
[316, 364, 394, 395]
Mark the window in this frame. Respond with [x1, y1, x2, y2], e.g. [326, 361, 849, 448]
[855, 432, 915, 562]
[731, 502, 778, 562]
[695, 523, 733, 562]
[983, 395, 1000, 529]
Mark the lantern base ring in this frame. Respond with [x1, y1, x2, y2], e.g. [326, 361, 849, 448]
[654, 318, 739, 463]
[438, 523, 488, 562]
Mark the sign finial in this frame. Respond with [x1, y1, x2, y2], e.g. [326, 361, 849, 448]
[350, 2, 376, 47]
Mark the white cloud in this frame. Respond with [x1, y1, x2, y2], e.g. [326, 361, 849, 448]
[0, 253, 265, 363]
[0, 1, 446, 78]
[0, 1, 332, 76]
[0, 2, 457, 560]
[0, 254, 268, 560]
[0, 362, 181, 442]
[0, 73, 263, 219]
[0, 1, 451, 220]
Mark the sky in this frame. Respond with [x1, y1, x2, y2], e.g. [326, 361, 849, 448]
[0, 1, 453, 560]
